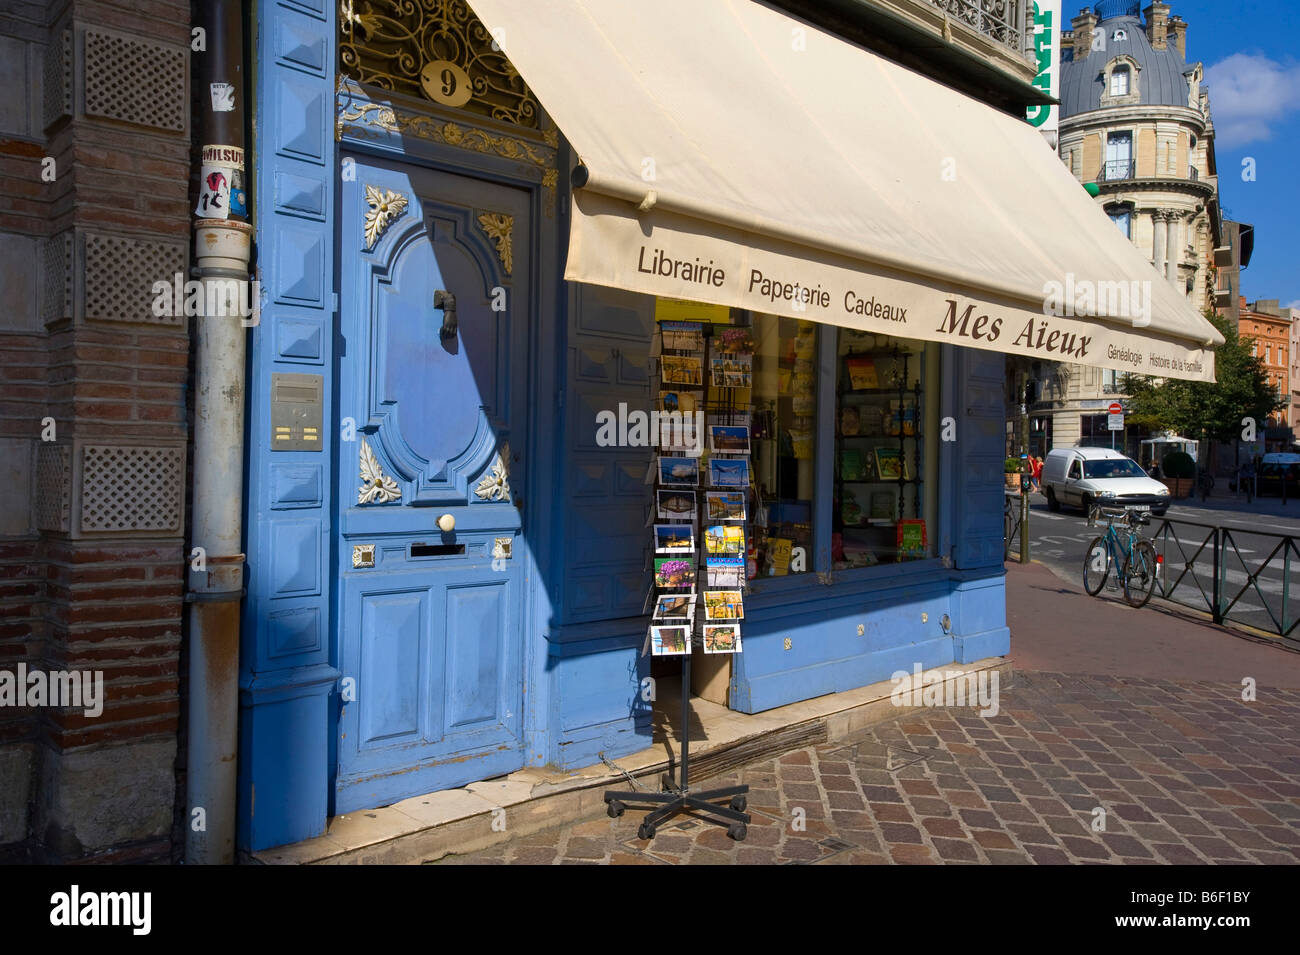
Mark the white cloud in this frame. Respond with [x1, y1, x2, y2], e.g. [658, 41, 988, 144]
[1205, 53, 1300, 147]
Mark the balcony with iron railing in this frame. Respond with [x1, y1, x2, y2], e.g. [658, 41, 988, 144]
[1098, 159, 1136, 182]
[923, 0, 1023, 50]
[1094, 160, 1212, 191]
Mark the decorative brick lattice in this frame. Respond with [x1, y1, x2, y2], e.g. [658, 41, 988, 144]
[42, 232, 73, 325]
[79, 445, 184, 534]
[34, 444, 72, 533]
[83, 233, 186, 326]
[83, 29, 186, 132]
[43, 29, 72, 128]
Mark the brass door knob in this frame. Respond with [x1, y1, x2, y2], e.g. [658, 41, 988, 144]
[437, 513, 455, 533]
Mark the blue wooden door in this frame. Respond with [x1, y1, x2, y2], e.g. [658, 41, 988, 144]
[335, 156, 530, 813]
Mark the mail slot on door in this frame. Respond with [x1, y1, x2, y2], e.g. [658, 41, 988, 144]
[271, 372, 323, 451]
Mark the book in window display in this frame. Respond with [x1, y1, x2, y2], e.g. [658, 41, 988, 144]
[766, 537, 793, 576]
[870, 489, 898, 521]
[844, 356, 878, 390]
[840, 489, 863, 526]
[873, 446, 911, 481]
[839, 448, 866, 481]
[839, 405, 860, 436]
[897, 519, 927, 559]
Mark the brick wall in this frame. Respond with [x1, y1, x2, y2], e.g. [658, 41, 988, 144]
[0, 0, 191, 862]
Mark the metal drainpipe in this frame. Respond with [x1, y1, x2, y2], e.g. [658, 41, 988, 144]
[186, 0, 250, 865]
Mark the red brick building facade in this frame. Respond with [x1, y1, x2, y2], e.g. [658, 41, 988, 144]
[1239, 297, 1290, 428]
[0, 0, 191, 862]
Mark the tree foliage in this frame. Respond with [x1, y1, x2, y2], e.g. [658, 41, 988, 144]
[1122, 311, 1284, 443]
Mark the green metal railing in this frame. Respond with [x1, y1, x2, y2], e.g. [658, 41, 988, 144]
[1148, 516, 1300, 641]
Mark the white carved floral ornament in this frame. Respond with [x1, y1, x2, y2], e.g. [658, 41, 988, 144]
[358, 437, 401, 504]
[363, 184, 408, 250]
[474, 443, 511, 502]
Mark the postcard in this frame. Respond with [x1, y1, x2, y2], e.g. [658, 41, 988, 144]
[660, 321, 704, 352]
[654, 557, 696, 590]
[703, 590, 744, 620]
[653, 592, 695, 622]
[661, 355, 703, 386]
[709, 425, 750, 455]
[705, 556, 744, 588]
[654, 523, 696, 554]
[659, 390, 698, 415]
[705, 490, 746, 522]
[658, 455, 700, 487]
[703, 623, 742, 654]
[656, 489, 697, 520]
[710, 354, 753, 388]
[705, 524, 745, 555]
[708, 457, 749, 488]
[716, 327, 754, 354]
[651, 625, 691, 656]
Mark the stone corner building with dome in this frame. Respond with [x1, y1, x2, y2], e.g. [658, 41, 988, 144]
[1033, 1, 1227, 453]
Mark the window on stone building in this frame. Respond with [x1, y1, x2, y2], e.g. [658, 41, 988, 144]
[1110, 66, 1130, 96]
[1108, 208, 1131, 238]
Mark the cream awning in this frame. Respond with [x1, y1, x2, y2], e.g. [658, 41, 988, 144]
[467, 0, 1221, 381]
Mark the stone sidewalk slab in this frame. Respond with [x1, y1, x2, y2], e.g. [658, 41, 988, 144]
[431, 671, 1300, 865]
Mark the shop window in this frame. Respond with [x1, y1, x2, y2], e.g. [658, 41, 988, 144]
[833, 331, 932, 567]
[749, 314, 817, 576]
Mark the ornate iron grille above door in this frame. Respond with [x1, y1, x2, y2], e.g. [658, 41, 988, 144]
[340, 0, 540, 129]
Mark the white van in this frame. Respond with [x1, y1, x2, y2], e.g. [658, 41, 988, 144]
[1041, 446, 1171, 516]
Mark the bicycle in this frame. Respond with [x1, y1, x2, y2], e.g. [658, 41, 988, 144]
[1082, 505, 1158, 608]
[1197, 470, 1214, 502]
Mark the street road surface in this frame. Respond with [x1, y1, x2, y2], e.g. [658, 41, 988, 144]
[1007, 490, 1300, 639]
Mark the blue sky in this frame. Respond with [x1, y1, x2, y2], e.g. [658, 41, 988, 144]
[1163, 0, 1300, 309]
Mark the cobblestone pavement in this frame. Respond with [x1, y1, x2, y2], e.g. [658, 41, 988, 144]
[433, 671, 1300, 864]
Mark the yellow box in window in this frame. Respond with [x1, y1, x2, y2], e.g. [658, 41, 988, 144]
[654, 297, 732, 325]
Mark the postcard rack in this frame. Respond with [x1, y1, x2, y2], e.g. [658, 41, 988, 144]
[605, 317, 751, 841]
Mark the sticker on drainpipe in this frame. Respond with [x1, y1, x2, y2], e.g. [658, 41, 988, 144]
[196, 146, 245, 220]
[210, 82, 236, 112]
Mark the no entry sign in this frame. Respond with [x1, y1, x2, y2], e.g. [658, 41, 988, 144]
[1107, 401, 1124, 431]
